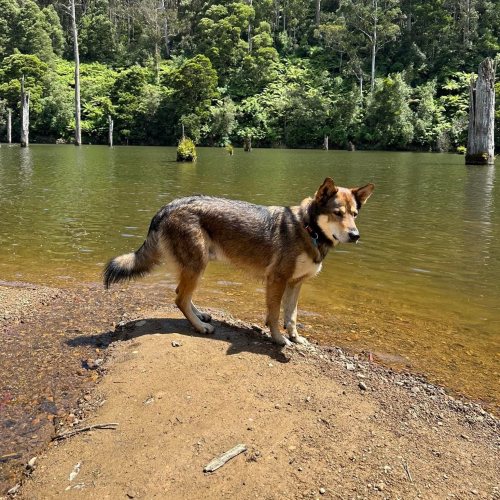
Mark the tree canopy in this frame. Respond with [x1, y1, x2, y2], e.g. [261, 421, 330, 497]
[0, 0, 498, 149]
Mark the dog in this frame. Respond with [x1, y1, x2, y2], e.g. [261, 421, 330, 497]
[103, 178, 374, 346]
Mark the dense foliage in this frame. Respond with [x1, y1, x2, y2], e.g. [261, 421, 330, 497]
[0, 0, 498, 149]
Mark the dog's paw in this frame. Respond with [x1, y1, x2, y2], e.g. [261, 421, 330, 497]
[273, 334, 292, 347]
[196, 322, 215, 334]
[290, 334, 308, 345]
[197, 312, 212, 323]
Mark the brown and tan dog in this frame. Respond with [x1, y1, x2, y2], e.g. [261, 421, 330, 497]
[104, 178, 374, 346]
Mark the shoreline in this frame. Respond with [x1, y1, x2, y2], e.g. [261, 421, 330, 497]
[0, 284, 499, 499]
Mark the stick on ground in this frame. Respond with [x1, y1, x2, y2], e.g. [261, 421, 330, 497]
[53, 423, 119, 441]
[204, 444, 247, 472]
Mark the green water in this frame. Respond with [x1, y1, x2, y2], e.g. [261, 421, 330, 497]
[1, 145, 499, 409]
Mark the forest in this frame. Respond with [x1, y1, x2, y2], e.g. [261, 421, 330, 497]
[0, 0, 499, 149]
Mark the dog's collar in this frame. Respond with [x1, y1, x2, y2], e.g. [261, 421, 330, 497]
[304, 221, 337, 248]
[304, 223, 319, 247]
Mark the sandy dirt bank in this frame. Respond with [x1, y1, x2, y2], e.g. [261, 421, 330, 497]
[11, 307, 499, 500]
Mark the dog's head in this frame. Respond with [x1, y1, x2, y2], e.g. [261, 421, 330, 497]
[314, 177, 374, 244]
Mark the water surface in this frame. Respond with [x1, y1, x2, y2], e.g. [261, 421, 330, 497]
[0, 145, 499, 411]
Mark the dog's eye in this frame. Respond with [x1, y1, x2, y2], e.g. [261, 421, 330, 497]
[333, 210, 342, 217]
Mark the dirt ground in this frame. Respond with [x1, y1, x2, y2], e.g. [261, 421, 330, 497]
[12, 307, 500, 500]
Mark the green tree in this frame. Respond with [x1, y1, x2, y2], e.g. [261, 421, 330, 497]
[0, 0, 19, 59]
[361, 73, 414, 148]
[15, 0, 55, 62]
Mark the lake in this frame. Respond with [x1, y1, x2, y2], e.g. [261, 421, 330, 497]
[1, 145, 499, 412]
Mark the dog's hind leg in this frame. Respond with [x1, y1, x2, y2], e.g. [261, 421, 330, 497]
[283, 282, 308, 344]
[175, 270, 214, 334]
[265, 279, 291, 347]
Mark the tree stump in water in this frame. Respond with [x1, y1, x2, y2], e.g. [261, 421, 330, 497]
[7, 109, 11, 143]
[466, 57, 497, 165]
[108, 115, 114, 147]
[20, 76, 29, 148]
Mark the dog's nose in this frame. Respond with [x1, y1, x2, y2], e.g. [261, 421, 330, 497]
[348, 230, 360, 242]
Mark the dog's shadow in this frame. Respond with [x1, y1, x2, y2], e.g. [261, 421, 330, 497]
[66, 316, 291, 364]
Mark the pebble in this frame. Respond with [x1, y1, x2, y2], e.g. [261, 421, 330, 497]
[319, 488, 326, 494]
[305, 396, 311, 402]
[346, 363, 356, 371]
[27, 457, 37, 469]
[359, 381, 367, 391]
[172, 341, 180, 347]
[374, 483, 384, 491]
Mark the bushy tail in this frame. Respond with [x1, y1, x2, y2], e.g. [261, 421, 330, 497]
[103, 231, 161, 288]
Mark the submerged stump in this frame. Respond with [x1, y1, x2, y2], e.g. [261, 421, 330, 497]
[466, 57, 497, 165]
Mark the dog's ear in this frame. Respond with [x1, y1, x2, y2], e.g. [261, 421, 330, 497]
[315, 177, 338, 204]
[351, 183, 375, 207]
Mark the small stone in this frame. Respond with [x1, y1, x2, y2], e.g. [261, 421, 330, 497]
[305, 396, 311, 402]
[127, 492, 135, 499]
[471, 490, 478, 495]
[254, 451, 260, 457]
[356, 373, 366, 378]
[83, 395, 92, 402]
[27, 457, 37, 469]
[359, 381, 367, 391]
[374, 483, 384, 491]
[275, 404, 280, 409]
[298, 467, 303, 471]
[319, 488, 326, 494]
[252, 324, 263, 333]
[172, 341, 180, 347]
[346, 363, 356, 371]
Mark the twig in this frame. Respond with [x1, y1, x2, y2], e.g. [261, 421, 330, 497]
[402, 461, 413, 482]
[53, 423, 119, 441]
[204, 444, 247, 472]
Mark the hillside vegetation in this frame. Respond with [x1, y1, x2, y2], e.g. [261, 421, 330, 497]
[0, 0, 498, 149]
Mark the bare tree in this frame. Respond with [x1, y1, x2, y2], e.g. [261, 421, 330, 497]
[466, 57, 497, 165]
[20, 76, 30, 148]
[7, 109, 12, 144]
[315, 0, 321, 25]
[340, 0, 400, 93]
[66, 0, 82, 146]
[108, 115, 114, 147]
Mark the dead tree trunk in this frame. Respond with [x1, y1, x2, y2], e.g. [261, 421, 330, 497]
[7, 109, 12, 143]
[70, 0, 82, 146]
[244, 137, 252, 152]
[108, 115, 114, 147]
[20, 76, 30, 148]
[315, 0, 321, 25]
[466, 57, 497, 165]
[323, 135, 329, 150]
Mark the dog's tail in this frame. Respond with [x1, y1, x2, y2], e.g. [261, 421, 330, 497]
[103, 228, 161, 289]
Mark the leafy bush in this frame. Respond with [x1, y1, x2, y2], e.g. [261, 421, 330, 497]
[176, 137, 197, 162]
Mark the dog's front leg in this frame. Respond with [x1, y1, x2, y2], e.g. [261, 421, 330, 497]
[283, 282, 308, 344]
[265, 278, 291, 346]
